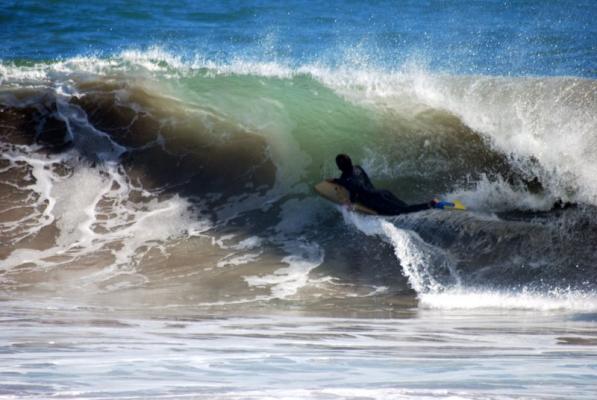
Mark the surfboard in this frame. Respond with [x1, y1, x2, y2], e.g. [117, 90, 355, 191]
[433, 199, 466, 211]
[314, 180, 466, 215]
[314, 180, 378, 215]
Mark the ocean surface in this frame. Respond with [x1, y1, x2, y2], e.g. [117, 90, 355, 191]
[1, 1, 596, 399]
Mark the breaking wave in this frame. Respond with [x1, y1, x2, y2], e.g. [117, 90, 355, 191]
[1, 50, 596, 311]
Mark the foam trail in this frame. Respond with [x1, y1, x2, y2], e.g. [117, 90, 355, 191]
[244, 241, 324, 299]
[342, 209, 460, 294]
[0, 144, 60, 246]
[421, 288, 597, 312]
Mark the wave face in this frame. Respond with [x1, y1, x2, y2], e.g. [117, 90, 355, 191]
[1, 53, 596, 312]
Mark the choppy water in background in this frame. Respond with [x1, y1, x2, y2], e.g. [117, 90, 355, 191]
[1, 1, 597, 399]
[3, 0, 596, 76]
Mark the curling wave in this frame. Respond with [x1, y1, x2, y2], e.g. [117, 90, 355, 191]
[1, 52, 596, 311]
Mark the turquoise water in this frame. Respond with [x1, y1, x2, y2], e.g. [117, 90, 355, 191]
[1, 1, 597, 399]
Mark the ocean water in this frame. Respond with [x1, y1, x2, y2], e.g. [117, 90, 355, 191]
[1, 1, 596, 399]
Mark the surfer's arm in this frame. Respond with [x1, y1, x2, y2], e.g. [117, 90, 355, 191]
[347, 190, 358, 203]
[355, 166, 374, 190]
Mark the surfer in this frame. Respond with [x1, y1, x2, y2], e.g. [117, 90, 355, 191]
[331, 154, 437, 215]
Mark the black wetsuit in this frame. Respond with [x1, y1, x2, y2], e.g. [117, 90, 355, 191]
[334, 166, 430, 215]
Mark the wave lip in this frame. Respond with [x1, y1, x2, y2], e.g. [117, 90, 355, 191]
[6, 49, 592, 207]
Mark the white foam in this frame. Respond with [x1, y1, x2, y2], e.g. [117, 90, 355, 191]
[52, 167, 109, 247]
[111, 196, 206, 267]
[213, 235, 262, 250]
[0, 47, 187, 85]
[217, 252, 262, 268]
[447, 174, 555, 212]
[119, 46, 187, 72]
[234, 236, 263, 250]
[197, 58, 295, 79]
[213, 236, 264, 269]
[0, 145, 60, 248]
[1, 156, 210, 286]
[244, 241, 323, 299]
[421, 288, 597, 312]
[342, 209, 459, 294]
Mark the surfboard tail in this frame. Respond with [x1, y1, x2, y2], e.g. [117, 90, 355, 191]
[450, 200, 466, 210]
[434, 199, 466, 211]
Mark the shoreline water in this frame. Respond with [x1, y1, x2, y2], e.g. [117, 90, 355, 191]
[2, 298, 596, 400]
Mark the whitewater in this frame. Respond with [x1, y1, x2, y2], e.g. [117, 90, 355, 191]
[1, 1, 597, 399]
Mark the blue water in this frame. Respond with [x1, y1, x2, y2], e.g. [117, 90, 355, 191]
[2, 0, 596, 77]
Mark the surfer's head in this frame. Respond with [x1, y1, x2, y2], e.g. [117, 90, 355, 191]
[335, 154, 353, 173]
